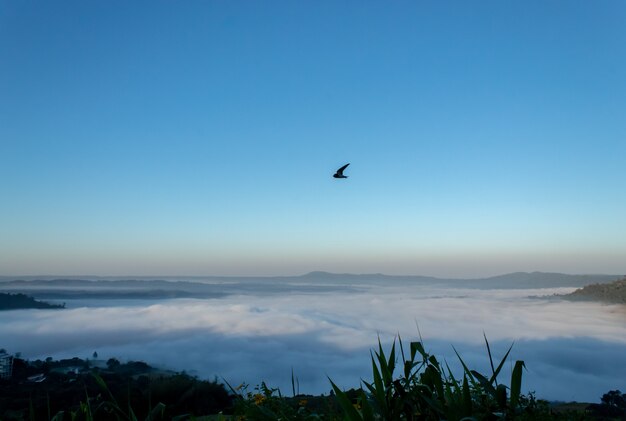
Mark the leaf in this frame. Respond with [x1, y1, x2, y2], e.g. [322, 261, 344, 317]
[444, 361, 457, 386]
[484, 333, 497, 385]
[488, 342, 514, 386]
[428, 355, 441, 372]
[92, 372, 119, 407]
[50, 411, 65, 421]
[221, 377, 244, 399]
[496, 384, 508, 409]
[470, 370, 497, 396]
[370, 354, 387, 413]
[359, 389, 375, 421]
[424, 365, 444, 400]
[421, 393, 445, 415]
[509, 360, 525, 410]
[376, 339, 392, 387]
[411, 341, 427, 361]
[387, 339, 396, 379]
[329, 379, 363, 421]
[171, 414, 192, 421]
[83, 386, 94, 420]
[462, 375, 473, 415]
[452, 346, 479, 389]
[291, 367, 297, 397]
[145, 402, 165, 421]
[398, 335, 407, 367]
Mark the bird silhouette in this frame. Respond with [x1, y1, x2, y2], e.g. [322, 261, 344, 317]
[333, 163, 350, 179]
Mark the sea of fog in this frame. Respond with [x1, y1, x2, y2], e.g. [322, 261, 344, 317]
[2, 282, 626, 403]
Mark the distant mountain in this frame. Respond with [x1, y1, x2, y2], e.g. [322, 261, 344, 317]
[0, 278, 221, 290]
[0, 277, 360, 300]
[16, 289, 228, 300]
[1, 272, 622, 292]
[297, 271, 443, 283]
[563, 277, 626, 304]
[295, 271, 622, 289]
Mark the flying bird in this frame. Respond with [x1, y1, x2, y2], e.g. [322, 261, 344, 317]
[333, 163, 350, 179]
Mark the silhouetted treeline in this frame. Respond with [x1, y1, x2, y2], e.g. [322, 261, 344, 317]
[586, 390, 626, 418]
[0, 293, 64, 310]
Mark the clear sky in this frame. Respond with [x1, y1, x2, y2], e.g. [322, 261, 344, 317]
[1, 1, 625, 277]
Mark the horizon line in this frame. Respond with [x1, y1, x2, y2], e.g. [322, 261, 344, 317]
[1, 270, 623, 281]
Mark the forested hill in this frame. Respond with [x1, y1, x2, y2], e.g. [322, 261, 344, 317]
[565, 277, 626, 304]
[0, 293, 65, 310]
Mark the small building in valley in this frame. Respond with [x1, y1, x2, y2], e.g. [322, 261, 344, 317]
[0, 350, 13, 379]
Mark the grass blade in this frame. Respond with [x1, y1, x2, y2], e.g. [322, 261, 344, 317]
[470, 370, 497, 396]
[411, 341, 428, 361]
[370, 354, 387, 413]
[483, 333, 497, 385]
[359, 389, 375, 421]
[509, 360, 525, 410]
[452, 345, 478, 389]
[462, 375, 472, 415]
[146, 402, 166, 421]
[488, 342, 514, 385]
[329, 379, 363, 421]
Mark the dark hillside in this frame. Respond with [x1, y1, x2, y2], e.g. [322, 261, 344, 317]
[0, 293, 64, 310]
[0, 357, 233, 420]
[564, 277, 626, 304]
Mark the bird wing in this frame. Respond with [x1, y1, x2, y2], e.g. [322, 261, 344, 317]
[336, 163, 350, 175]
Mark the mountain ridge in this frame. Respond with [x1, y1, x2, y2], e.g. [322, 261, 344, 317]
[0, 271, 622, 290]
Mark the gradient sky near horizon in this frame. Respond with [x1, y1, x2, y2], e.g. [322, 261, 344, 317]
[1, 1, 625, 277]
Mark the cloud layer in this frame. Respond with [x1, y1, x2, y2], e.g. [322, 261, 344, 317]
[2, 284, 625, 402]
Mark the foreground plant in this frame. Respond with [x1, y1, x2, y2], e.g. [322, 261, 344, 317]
[330, 335, 535, 420]
[47, 373, 167, 421]
[226, 381, 326, 421]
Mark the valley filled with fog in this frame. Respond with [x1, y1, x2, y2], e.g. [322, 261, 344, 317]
[2, 273, 625, 403]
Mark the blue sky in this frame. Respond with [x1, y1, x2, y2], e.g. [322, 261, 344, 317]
[1, 1, 625, 276]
